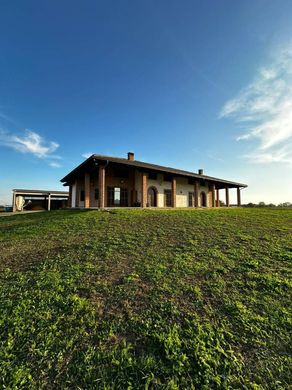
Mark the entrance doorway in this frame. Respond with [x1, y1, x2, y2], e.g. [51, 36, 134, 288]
[147, 187, 157, 207]
[200, 191, 207, 207]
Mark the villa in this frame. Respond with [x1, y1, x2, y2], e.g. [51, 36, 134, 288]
[61, 152, 247, 208]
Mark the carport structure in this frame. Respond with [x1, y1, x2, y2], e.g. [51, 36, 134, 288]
[12, 189, 69, 212]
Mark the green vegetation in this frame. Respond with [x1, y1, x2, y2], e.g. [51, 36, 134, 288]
[0, 208, 291, 389]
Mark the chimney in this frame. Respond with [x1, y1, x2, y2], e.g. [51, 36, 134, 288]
[127, 152, 135, 161]
[198, 169, 204, 175]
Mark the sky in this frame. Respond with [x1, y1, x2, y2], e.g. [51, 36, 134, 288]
[1, 0, 292, 205]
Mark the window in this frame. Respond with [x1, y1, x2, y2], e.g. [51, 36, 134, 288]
[188, 178, 195, 185]
[94, 188, 99, 200]
[120, 188, 128, 206]
[148, 171, 157, 180]
[80, 190, 85, 202]
[107, 187, 128, 207]
[114, 188, 120, 206]
[164, 189, 172, 207]
[188, 192, 194, 207]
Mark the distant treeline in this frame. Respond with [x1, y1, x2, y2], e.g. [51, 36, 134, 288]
[242, 202, 292, 208]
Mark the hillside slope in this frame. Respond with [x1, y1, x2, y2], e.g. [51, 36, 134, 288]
[0, 209, 291, 389]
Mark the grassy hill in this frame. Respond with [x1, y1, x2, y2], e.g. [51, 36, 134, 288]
[0, 208, 291, 389]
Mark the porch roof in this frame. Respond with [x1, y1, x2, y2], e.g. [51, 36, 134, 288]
[61, 154, 247, 189]
[13, 189, 69, 197]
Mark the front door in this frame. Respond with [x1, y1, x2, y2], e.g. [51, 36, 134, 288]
[200, 192, 207, 207]
[147, 187, 156, 207]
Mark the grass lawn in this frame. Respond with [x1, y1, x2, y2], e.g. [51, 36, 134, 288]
[0, 208, 291, 389]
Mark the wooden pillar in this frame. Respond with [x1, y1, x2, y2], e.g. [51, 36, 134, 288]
[216, 189, 220, 207]
[84, 173, 90, 208]
[99, 166, 105, 208]
[225, 187, 230, 207]
[212, 184, 216, 208]
[48, 194, 51, 211]
[237, 187, 241, 207]
[74, 180, 78, 207]
[68, 186, 72, 208]
[141, 173, 147, 208]
[12, 191, 16, 212]
[171, 177, 176, 208]
[194, 181, 199, 207]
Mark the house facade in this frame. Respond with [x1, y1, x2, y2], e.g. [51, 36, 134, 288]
[61, 152, 247, 208]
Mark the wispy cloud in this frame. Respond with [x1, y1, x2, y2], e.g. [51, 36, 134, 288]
[220, 43, 292, 164]
[49, 161, 62, 168]
[82, 152, 94, 159]
[0, 129, 61, 165]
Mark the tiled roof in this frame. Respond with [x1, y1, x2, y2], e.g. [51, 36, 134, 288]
[61, 154, 247, 188]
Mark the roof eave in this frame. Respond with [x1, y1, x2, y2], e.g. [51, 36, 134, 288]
[60, 155, 247, 188]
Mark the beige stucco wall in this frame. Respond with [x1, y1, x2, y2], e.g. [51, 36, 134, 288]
[176, 177, 193, 207]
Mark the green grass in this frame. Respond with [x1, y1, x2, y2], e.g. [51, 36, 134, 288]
[0, 208, 291, 389]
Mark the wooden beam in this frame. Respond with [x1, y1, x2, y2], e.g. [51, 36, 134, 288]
[84, 173, 90, 208]
[12, 191, 16, 212]
[47, 194, 51, 211]
[171, 177, 176, 208]
[237, 187, 241, 207]
[212, 184, 216, 207]
[225, 187, 230, 207]
[194, 181, 199, 207]
[141, 173, 147, 208]
[216, 189, 220, 207]
[68, 186, 72, 208]
[99, 166, 105, 208]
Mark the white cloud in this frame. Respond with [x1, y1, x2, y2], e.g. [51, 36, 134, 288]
[0, 129, 60, 164]
[82, 152, 94, 159]
[244, 144, 292, 164]
[49, 161, 62, 168]
[220, 43, 292, 164]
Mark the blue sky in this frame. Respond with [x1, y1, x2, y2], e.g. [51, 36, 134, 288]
[1, 0, 292, 204]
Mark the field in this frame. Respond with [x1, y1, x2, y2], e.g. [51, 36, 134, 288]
[0, 208, 291, 389]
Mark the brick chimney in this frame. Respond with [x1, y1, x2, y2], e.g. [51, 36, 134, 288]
[127, 152, 135, 161]
[198, 169, 204, 175]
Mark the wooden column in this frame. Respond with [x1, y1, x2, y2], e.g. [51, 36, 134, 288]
[237, 187, 241, 207]
[171, 177, 176, 208]
[84, 173, 90, 208]
[12, 191, 16, 212]
[194, 181, 199, 207]
[99, 166, 105, 208]
[74, 180, 78, 207]
[225, 187, 230, 207]
[216, 189, 220, 207]
[48, 194, 51, 211]
[141, 173, 147, 208]
[68, 186, 72, 208]
[212, 184, 216, 207]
